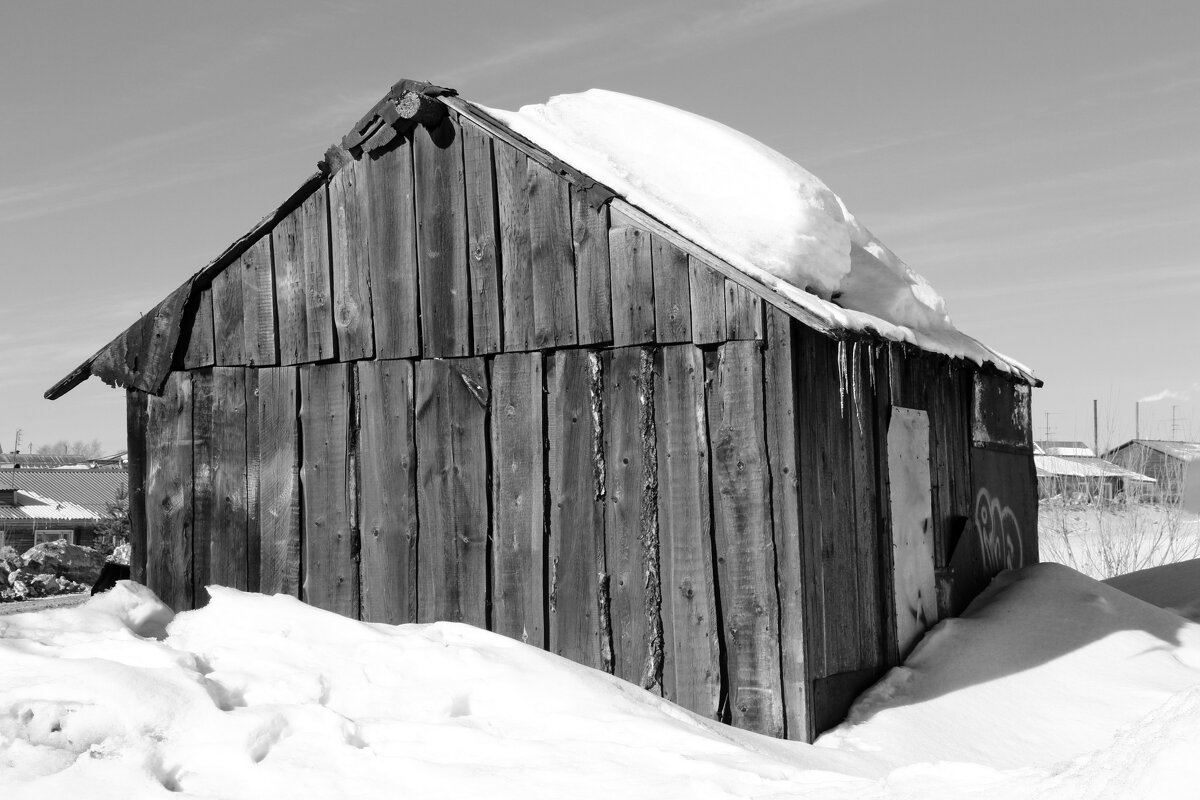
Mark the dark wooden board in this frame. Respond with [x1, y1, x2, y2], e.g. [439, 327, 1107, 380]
[240, 236, 277, 366]
[273, 189, 334, 365]
[256, 366, 301, 596]
[299, 363, 357, 616]
[413, 117, 471, 358]
[796, 329, 861, 678]
[972, 372, 1033, 451]
[356, 359, 419, 624]
[546, 348, 607, 669]
[329, 157, 376, 361]
[209, 367, 250, 591]
[365, 136, 420, 359]
[191, 368, 214, 606]
[651, 236, 692, 344]
[528, 160, 578, 349]
[495, 140, 534, 351]
[244, 370, 261, 593]
[762, 308, 810, 740]
[571, 187, 612, 346]
[812, 665, 888, 735]
[491, 353, 545, 645]
[654, 345, 720, 718]
[181, 287, 215, 369]
[125, 390, 149, 584]
[461, 118, 502, 355]
[689, 256, 727, 345]
[415, 357, 488, 626]
[608, 228, 655, 347]
[847, 342, 883, 669]
[602, 346, 651, 685]
[144, 371, 193, 611]
[705, 341, 784, 737]
[212, 259, 247, 365]
[724, 280, 762, 340]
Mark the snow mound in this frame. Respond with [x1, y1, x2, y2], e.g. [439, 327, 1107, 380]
[1105, 558, 1200, 623]
[2, 567, 1199, 797]
[485, 90, 1031, 379]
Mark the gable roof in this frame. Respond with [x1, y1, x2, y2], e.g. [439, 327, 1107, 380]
[46, 79, 1039, 400]
[1034, 454, 1155, 482]
[1107, 440, 1200, 463]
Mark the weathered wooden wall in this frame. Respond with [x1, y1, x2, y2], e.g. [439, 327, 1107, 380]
[122, 105, 1038, 743]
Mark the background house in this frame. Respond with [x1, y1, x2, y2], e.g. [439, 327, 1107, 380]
[46, 80, 1039, 741]
[1033, 441, 1156, 501]
[1105, 440, 1200, 513]
[0, 467, 127, 552]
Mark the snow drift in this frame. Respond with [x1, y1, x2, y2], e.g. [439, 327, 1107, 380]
[485, 90, 1033, 378]
[2, 563, 1199, 797]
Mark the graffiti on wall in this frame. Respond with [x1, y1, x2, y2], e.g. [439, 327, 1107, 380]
[974, 487, 1024, 573]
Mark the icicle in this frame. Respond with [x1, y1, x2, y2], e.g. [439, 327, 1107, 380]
[837, 339, 849, 417]
[851, 340, 865, 437]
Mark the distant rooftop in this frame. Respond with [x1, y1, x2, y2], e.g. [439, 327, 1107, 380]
[0, 468, 127, 514]
[1106, 440, 1200, 463]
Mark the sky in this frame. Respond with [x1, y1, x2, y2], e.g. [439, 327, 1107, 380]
[1, 0, 1197, 455]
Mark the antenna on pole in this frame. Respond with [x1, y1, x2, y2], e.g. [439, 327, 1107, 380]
[13, 429, 22, 455]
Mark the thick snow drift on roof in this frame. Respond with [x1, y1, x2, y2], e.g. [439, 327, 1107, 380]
[485, 91, 1034, 379]
[3, 563, 1200, 797]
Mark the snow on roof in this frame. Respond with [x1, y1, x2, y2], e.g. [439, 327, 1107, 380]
[1035, 454, 1156, 482]
[484, 90, 1035, 380]
[0, 489, 101, 522]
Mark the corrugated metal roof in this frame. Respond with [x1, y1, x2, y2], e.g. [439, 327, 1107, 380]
[1034, 441, 1095, 457]
[0, 454, 93, 468]
[0, 469, 126, 513]
[1035, 455, 1156, 482]
[0, 490, 100, 522]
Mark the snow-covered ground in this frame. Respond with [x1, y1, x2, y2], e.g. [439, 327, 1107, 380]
[1040, 499, 1200, 580]
[2, 563, 1199, 798]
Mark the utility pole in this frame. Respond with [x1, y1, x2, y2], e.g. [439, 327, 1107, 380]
[1093, 399, 1099, 456]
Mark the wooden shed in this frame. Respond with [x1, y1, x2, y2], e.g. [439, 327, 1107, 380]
[47, 80, 1040, 741]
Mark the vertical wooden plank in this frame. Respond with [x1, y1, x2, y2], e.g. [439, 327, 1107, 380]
[365, 138, 420, 359]
[848, 342, 883, 670]
[651, 236, 692, 343]
[191, 369, 214, 606]
[244, 370, 261, 593]
[763, 307, 810, 740]
[461, 119, 502, 354]
[796, 329, 860, 677]
[528, 160, 578, 348]
[257, 366, 300, 595]
[654, 344, 720, 718]
[182, 288, 215, 369]
[413, 117, 471, 358]
[491, 353, 545, 645]
[873, 346, 899, 668]
[329, 157, 376, 361]
[495, 140, 534, 351]
[125, 390, 149, 585]
[609, 228, 655, 346]
[415, 357, 488, 626]
[273, 189, 334, 365]
[571, 188, 612, 345]
[689, 257, 727, 344]
[210, 367, 249, 590]
[706, 341, 784, 737]
[356, 359, 418, 624]
[212, 264, 246, 365]
[299, 362, 357, 616]
[725, 280, 763, 340]
[240, 236, 277, 366]
[603, 346, 650, 685]
[145, 371, 193, 610]
[887, 407, 936, 657]
[547, 349, 606, 669]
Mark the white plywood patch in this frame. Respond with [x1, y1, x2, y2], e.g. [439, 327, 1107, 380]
[888, 407, 937, 657]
